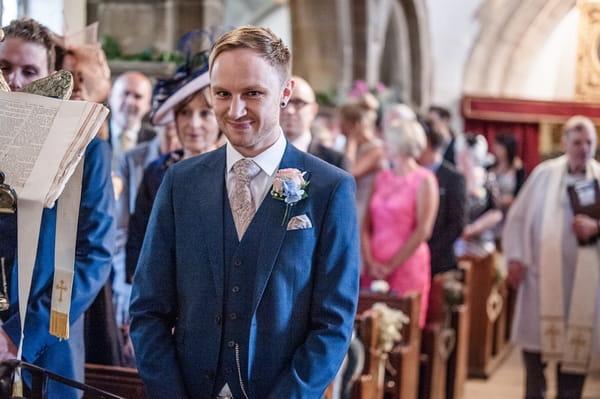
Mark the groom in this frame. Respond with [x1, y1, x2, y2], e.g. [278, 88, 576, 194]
[129, 26, 360, 398]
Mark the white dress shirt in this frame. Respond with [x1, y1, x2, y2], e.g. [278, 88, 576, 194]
[225, 129, 287, 207]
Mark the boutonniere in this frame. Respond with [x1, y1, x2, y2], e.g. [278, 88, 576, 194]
[271, 168, 310, 225]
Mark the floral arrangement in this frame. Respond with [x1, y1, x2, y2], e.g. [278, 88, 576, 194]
[372, 302, 410, 353]
[347, 79, 394, 108]
[270, 168, 309, 225]
[443, 271, 465, 307]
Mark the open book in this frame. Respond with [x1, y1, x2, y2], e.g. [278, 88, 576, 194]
[0, 91, 109, 208]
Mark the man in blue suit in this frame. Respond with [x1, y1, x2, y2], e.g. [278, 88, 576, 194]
[129, 26, 360, 398]
[0, 18, 115, 398]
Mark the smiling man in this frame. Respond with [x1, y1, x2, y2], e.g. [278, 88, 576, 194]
[129, 26, 360, 398]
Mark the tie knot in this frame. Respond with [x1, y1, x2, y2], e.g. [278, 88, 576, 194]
[233, 159, 260, 183]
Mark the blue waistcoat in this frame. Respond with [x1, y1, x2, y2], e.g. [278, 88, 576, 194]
[213, 196, 261, 397]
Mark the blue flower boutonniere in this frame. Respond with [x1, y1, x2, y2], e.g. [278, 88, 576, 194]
[271, 168, 310, 225]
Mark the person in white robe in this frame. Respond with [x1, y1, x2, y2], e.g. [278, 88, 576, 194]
[503, 115, 600, 399]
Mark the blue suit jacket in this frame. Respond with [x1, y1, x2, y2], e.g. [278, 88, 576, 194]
[0, 137, 115, 398]
[130, 143, 360, 398]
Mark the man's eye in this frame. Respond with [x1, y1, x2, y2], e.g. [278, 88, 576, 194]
[214, 91, 229, 98]
[246, 91, 261, 97]
[24, 68, 39, 77]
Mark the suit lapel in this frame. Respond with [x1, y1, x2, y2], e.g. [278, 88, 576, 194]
[196, 147, 227, 297]
[250, 144, 306, 313]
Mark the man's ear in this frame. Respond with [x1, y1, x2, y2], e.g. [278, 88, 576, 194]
[281, 78, 295, 104]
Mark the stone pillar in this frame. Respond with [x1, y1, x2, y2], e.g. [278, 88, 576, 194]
[289, 0, 353, 100]
[87, 0, 225, 54]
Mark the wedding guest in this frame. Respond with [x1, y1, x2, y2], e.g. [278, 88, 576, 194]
[339, 103, 386, 225]
[454, 134, 502, 258]
[418, 120, 467, 275]
[280, 75, 350, 171]
[107, 71, 155, 167]
[361, 119, 439, 326]
[125, 45, 220, 281]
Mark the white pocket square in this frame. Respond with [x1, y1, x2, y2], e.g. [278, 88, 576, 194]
[287, 214, 312, 230]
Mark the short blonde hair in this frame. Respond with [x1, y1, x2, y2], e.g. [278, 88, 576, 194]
[209, 26, 291, 84]
[384, 119, 427, 159]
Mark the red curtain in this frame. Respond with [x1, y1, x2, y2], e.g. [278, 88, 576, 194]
[464, 119, 539, 174]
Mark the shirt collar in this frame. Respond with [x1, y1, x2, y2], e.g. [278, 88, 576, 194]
[226, 127, 287, 177]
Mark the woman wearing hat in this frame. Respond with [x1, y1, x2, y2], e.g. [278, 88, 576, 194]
[126, 50, 221, 281]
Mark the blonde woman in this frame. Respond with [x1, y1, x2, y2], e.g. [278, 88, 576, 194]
[361, 119, 439, 326]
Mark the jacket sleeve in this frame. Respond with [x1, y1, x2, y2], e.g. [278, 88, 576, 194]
[3, 137, 115, 362]
[129, 167, 188, 399]
[267, 174, 360, 398]
[438, 169, 467, 251]
[125, 166, 154, 282]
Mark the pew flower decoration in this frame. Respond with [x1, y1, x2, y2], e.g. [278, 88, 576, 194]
[372, 302, 410, 353]
[271, 168, 310, 225]
[443, 271, 465, 307]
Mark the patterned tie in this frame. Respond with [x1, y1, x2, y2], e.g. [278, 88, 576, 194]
[231, 159, 260, 239]
[120, 130, 135, 152]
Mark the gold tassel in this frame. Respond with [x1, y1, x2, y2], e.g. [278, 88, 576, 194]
[12, 377, 23, 397]
[49, 310, 69, 339]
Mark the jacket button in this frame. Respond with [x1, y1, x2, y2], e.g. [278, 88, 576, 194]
[234, 259, 242, 267]
[232, 286, 240, 293]
[215, 314, 222, 325]
[229, 313, 237, 320]
[228, 340, 235, 348]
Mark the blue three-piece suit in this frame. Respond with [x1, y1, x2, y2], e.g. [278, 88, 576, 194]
[130, 143, 360, 398]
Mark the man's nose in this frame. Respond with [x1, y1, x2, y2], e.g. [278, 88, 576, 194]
[7, 71, 21, 91]
[228, 96, 247, 119]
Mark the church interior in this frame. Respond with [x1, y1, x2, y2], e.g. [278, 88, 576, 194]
[2, 0, 600, 398]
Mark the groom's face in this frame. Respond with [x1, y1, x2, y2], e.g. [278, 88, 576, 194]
[210, 47, 292, 158]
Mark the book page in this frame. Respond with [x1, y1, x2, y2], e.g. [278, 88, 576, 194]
[0, 91, 108, 207]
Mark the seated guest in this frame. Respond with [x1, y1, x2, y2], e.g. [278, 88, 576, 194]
[126, 47, 220, 281]
[418, 120, 467, 275]
[454, 134, 502, 258]
[280, 75, 350, 171]
[361, 119, 439, 327]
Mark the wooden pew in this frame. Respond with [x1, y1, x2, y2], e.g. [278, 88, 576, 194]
[84, 364, 146, 399]
[446, 261, 472, 399]
[419, 274, 451, 399]
[356, 292, 422, 399]
[351, 309, 385, 399]
[460, 253, 513, 378]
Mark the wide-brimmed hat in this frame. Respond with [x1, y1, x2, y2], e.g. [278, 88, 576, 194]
[151, 28, 225, 126]
[150, 51, 210, 125]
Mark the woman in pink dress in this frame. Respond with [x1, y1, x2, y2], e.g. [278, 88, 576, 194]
[361, 119, 439, 327]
